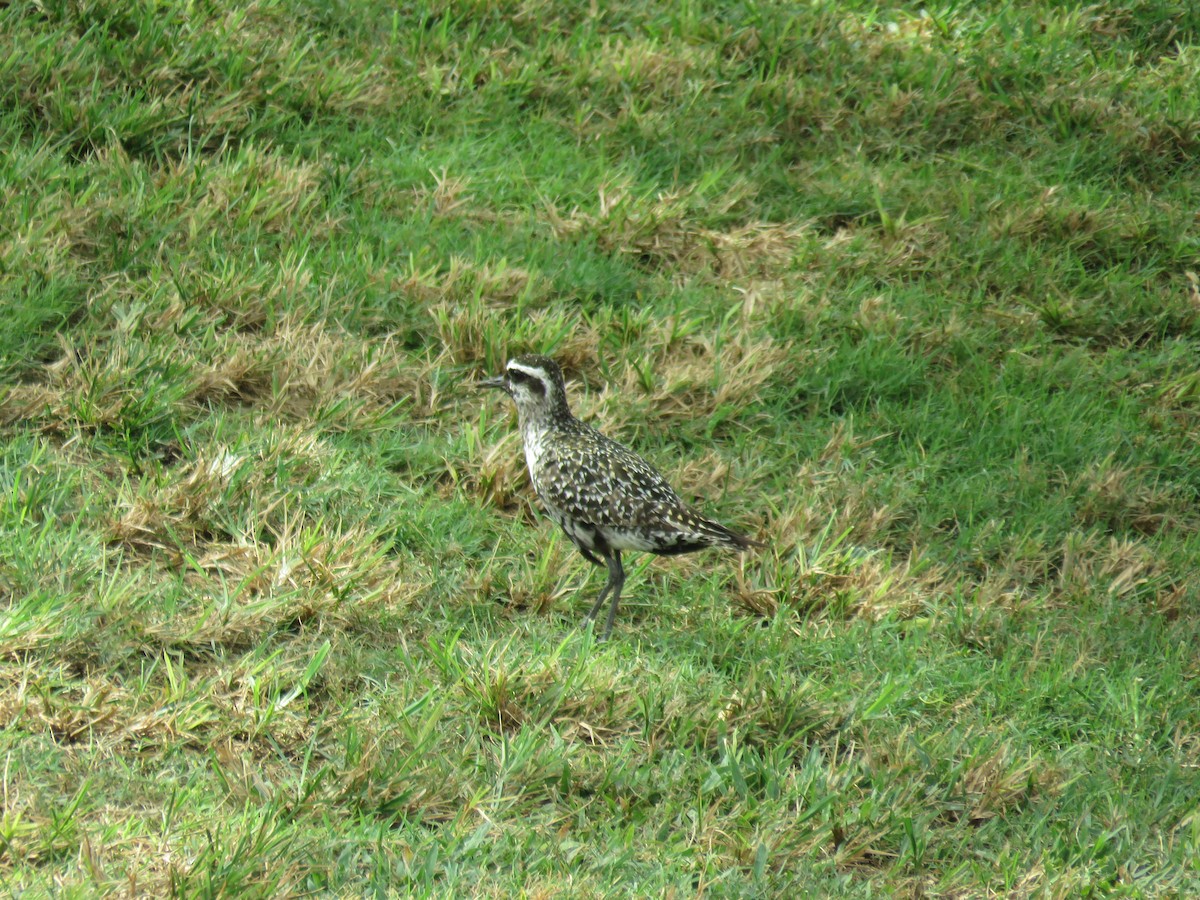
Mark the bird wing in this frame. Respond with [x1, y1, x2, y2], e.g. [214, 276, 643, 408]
[533, 430, 686, 529]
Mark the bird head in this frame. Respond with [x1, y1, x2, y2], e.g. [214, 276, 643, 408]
[478, 354, 571, 422]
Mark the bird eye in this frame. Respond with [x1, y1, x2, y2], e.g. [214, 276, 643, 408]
[507, 368, 546, 396]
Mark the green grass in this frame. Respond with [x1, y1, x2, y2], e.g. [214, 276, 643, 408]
[3, 0, 1200, 895]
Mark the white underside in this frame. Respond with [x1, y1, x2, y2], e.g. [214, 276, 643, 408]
[542, 500, 675, 553]
[594, 525, 660, 552]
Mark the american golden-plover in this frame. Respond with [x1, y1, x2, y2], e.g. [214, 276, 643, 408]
[480, 354, 763, 639]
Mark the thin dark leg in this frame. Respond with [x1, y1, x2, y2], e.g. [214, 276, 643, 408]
[584, 579, 612, 623]
[600, 552, 624, 640]
[577, 528, 607, 623]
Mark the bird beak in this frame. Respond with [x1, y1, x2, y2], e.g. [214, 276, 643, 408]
[477, 374, 508, 392]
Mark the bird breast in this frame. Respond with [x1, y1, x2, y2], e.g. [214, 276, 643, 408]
[520, 420, 549, 476]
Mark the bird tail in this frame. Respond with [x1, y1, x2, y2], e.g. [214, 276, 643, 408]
[701, 518, 766, 552]
[655, 512, 765, 556]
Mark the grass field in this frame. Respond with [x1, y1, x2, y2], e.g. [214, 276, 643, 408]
[3, 0, 1200, 895]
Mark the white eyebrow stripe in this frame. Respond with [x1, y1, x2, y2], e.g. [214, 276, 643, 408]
[507, 362, 548, 381]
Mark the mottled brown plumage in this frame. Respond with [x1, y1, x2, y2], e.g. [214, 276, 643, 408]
[479, 354, 763, 639]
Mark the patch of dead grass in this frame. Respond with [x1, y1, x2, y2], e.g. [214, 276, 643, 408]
[544, 179, 810, 280]
[409, 169, 482, 220]
[450, 641, 642, 748]
[8, 306, 435, 437]
[956, 740, 1056, 825]
[469, 534, 584, 619]
[105, 427, 431, 644]
[861, 726, 1058, 828]
[1057, 532, 1174, 605]
[733, 539, 941, 622]
[728, 422, 949, 621]
[588, 35, 720, 98]
[0, 384, 61, 428]
[195, 148, 329, 235]
[217, 317, 431, 425]
[1073, 454, 1194, 535]
[110, 445, 268, 552]
[152, 530, 427, 650]
[462, 426, 534, 516]
[581, 325, 789, 429]
[391, 252, 542, 312]
[428, 283, 587, 371]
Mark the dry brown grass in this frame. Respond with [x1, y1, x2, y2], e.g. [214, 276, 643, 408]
[733, 539, 943, 623]
[1073, 455, 1195, 535]
[429, 290, 588, 369]
[1056, 532, 1172, 605]
[193, 148, 332, 235]
[215, 319, 429, 425]
[455, 421, 541, 529]
[621, 332, 787, 419]
[5, 301, 438, 441]
[590, 35, 720, 98]
[544, 180, 810, 281]
[572, 325, 789, 439]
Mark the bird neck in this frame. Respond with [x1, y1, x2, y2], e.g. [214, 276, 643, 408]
[516, 397, 574, 441]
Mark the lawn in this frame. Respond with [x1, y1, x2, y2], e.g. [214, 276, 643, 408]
[2, 0, 1200, 895]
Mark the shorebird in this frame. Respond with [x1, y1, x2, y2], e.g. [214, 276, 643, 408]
[479, 354, 762, 638]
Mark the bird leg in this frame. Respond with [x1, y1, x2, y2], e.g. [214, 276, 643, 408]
[601, 552, 625, 640]
[584, 579, 612, 623]
[583, 551, 624, 640]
